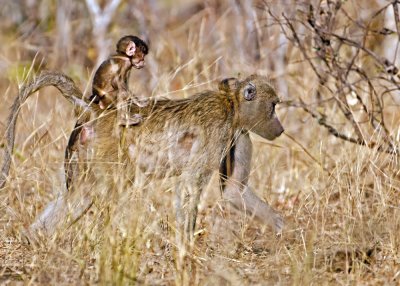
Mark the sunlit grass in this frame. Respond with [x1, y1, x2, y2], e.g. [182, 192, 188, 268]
[1, 1, 400, 285]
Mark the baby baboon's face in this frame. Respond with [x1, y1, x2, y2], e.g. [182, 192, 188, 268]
[237, 75, 284, 140]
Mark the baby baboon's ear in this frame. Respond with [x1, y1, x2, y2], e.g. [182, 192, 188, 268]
[218, 78, 239, 93]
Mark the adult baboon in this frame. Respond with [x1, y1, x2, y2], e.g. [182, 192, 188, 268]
[1, 72, 284, 242]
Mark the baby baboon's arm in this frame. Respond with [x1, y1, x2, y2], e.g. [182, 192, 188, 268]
[220, 132, 283, 233]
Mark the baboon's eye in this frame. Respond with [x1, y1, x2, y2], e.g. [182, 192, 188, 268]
[270, 102, 277, 116]
[89, 94, 101, 104]
[244, 83, 256, 101]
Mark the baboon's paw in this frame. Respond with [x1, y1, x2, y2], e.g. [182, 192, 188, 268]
[273, 213, 284, 235]
[19, 227, 43, 249]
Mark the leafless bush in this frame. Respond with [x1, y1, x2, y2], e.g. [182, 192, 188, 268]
[264, 0, 400, 154]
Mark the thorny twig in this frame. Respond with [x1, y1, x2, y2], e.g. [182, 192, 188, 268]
[264, 1, 400, 155]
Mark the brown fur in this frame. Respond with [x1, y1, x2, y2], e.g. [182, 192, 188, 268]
[0, 72, 284, 245]
[90, 35, 148, 125]
[30, 75, 284, 243]
[65, 36, 148, 189]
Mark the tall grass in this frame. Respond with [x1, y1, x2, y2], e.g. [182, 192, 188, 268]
[1, 0, 399, 285]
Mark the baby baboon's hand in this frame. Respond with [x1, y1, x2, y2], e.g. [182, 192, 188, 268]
[133, 97, 149, 108]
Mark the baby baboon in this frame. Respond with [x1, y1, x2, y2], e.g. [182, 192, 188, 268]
[29, 74, 285, 241]
[91, 35, 149, 126]
[65, 35, 148, 189]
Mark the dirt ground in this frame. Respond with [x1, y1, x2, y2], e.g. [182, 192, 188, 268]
[1, 1, 399, 285]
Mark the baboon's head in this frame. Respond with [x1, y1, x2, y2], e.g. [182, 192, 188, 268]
[220, 75, 284, 140]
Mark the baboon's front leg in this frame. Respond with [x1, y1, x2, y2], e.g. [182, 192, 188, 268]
[220, 132, 283, 233]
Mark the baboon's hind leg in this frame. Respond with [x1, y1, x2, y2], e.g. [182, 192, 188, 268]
[24, 180, 95, 245]
[174, 171, 212, 246]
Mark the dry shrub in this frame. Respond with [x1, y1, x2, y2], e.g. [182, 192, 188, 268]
[0, 0, 399, 285]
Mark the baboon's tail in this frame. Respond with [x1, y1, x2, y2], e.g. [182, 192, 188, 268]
[0, 71, 91, 189]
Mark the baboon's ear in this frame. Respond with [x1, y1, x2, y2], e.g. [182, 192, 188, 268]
[218, 78, 239, 93]
[125, 41, 136, 57]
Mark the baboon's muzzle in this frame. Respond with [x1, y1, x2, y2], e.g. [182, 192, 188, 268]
[253, 115, 284, 141]
[269, 116, 284, 139]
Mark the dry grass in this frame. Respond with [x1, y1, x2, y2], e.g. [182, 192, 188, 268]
[1, 1, 400, 285]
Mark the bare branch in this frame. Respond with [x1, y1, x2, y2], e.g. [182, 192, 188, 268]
[85, 0, 122, 65]
[264, 1, 400, 155]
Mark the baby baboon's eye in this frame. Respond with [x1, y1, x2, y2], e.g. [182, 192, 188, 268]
[244, 83, 256, 101]
[89, 94, 101, 104]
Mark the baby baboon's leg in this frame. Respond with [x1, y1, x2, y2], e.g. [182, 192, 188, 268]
[221, 132, 283, 233]
[117, 91, 142, 127]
